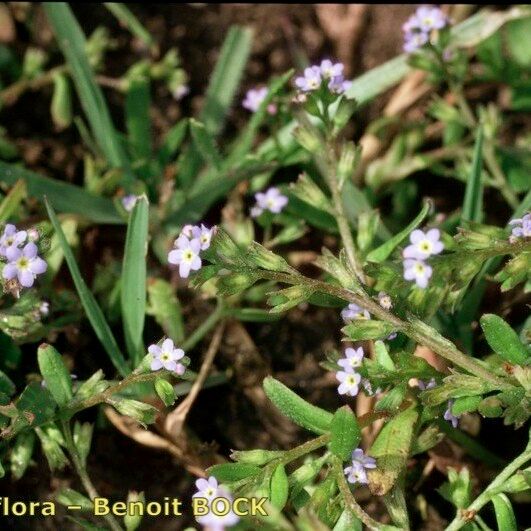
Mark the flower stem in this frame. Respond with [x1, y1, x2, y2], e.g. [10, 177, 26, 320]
[331, 456, 386, 530]
[445, 445, 531, 531]
[181, 298, 226, 351]
[61, 421, 123, 531]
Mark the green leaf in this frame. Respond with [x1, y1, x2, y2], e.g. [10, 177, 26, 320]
[263, 376, 333, 434]
[366, 201, 430, 263]
[0, 162, 122, 224]
[46, 199, 129, 376]
[51, 71, 73, 130]
[146, 278, 184, 344]
[0, 369, 15, 396]
[37, 343, 73, 407]
[207, 462, 261, 483]
[368, 407, 418, 496]
[491, 493, 517, 531]
[270, 464, 289, 510]
[36, 426, 69, 471]
[73, 422, 93, 467]
[461, 127, 484, 223]
[10, 431, 35, 480]
[374, 340, 395, 371]
[57, 488, 94, 511]
[43, 3, 133, 182]
[452, 396, 482, 415]
[505, 16, 531, 67]
[15, 383, 56, 428]
[329, 406, 361, 461]
[189, 119, 222, 169]
[157, 118, 188, 167]
[125, 76, 152, 162]
[480, 314, 529, 365]
[121, 195, 149, 363]
[0, 179, 26, 223]
[342, 320, 397, 341]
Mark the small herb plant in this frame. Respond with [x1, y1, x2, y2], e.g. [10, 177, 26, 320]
[0, 4, 530, 531]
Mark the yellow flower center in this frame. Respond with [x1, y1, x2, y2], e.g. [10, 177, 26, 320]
[419, 241, 432, 252]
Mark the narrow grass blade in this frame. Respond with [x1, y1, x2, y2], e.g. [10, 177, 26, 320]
[177, 25, 252, 189]
[462, 127, 484, 223]
[43, 3, 133, 183]
[125, 76, 152, 162]
[0, 162, 123, 224]
[104, 3, 155, 51]
[121, 195, 149, 364]
[366, 201, 430, 262]
[0, 179, 26, 223]
[189, 119, 222, 170]
[45, 199, 129, 376]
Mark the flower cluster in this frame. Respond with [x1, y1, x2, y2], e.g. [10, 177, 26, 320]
[0, 224, 47, 290]
[336, 347, 364, 397]
[509, 213, 531, 240]
[344, 447, 377, 485]
[168, 224, 214, 278]
[148, 338, 186, 375]
[250, 187, 288, 218]
[402, 228, 444, 288]
[193, 476, 240, 529]
[403, 6, 448, 53]
[294, 59, 352, 95]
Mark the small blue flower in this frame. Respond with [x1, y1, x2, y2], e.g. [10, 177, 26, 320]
[242, 87, 268, 112]
[344, 448, 377, 485]
[403, 229, 444, 260]
[2, 242, 47, 288]
[148, 338, 185, 374]
[341, 302, 370, 322]
[168, 235, 202, 278]
[444, 399, 460, 428]
[0, 224, 27, 259]
[193, 476, 239, 529]
[509, 213, 531, 239]
[403, 258, 432, 289]
[336, 370, 361, 397]
[295, 66, 322, 92]
[402, 6, 448, 53]
[338, 347, 364, 371]
[418, 378, 437, 390]
[121, 194, 138, 212]
[251, 187, 288, 217]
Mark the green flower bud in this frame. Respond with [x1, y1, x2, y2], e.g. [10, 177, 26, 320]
[51, 72, 72, 131]
[293, 124, 322, 153]
[247, 242, 296, 273]
[230, 448, 284, 465]
[289, 173, 332, 213]
[155, 378, 176, 406]
[111, 399, 158, 427]
[75, 370, 109, 400]
[56, 488, 93, 511]
[337, 142, 360, 189]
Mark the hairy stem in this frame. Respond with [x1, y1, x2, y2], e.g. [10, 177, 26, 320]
[445, 445, 531, 531]
[61, 421, 123, 531]
[332, 456, 386, 530]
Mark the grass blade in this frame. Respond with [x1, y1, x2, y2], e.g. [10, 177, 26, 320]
[0, 179, 26, 223]
[462, 127, 484, 223]
[177, 25, 252, 190]
[43, 3, 133, 183]
[45, 199, 129, 377]
[200, 25, 253, 136]
[104, 3, 155, 51]
[0, 162, 123, 224]
[366, 201, 431, 262]
[121, 195, 149, 364]
[125, 76, 152, 162]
